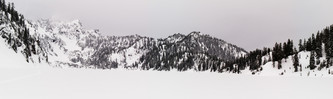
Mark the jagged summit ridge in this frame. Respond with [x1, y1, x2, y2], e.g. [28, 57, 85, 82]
[24, 19, 247, 71]
[0, 0, 247, 72]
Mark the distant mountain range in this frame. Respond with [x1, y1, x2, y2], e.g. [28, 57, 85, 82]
[1, 1, 332, 76]
[29, 19, 247, 71]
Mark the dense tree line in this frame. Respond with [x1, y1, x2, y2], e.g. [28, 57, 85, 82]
[0, 0, 42, 62]
[0, 0, 25, 26]
[298, 26, 333, 69]
[227, 48, 268, 73]
[230, 24, 333, 73]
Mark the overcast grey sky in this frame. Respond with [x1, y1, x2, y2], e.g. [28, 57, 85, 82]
[7, 0, 333, 51]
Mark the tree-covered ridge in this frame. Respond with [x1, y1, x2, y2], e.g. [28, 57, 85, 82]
[230, 25, 333, 74]
[0, 0, 47, 63]
[0, 0, 24, 26]
[140, 32, 247, 72]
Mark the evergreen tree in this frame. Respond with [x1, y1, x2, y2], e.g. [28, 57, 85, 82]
[299, 39, 304, 51]
[303, 39, 307, 51]
[327, 25, 333, 58]
[315, 32, 322, 58]
[283, 42, 288, 58]
[287, 39, 294, 55]
[273, 43, 280, 61]
[277, 60, 282, 69]
[293, 53, 299, 72]
[306, 38, 312, 51]
[326, 58, 331, 68]
[311, 34, 316, 51]
[309, 51, 316, 70]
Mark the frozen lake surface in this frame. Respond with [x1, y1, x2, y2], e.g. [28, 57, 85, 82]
[1, 65, 332, 99]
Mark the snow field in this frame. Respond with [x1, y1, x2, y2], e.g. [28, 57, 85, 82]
[1, 66, 333, 99]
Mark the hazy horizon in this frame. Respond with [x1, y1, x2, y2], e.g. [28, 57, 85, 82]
[7, 0, 333, 51]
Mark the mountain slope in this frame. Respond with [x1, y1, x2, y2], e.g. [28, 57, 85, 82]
[140, 32, 247, 71]
[26, 19, 247, 72]
[0, 3, 47, 64]
[228, 25, 333, 76]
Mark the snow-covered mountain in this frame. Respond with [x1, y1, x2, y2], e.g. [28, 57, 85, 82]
[1, 1, 333, 76]
[0, 4, 248, 72]
[0, 8, 47, 64]
[24, 19, 247, 71]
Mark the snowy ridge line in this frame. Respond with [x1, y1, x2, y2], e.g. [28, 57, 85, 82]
[24, 19, 248, 72]
[2, 17, 333, 76]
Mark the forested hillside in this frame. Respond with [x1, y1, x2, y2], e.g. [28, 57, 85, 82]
[228, 25, 333, 76]
[0, 0, 47, 63]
